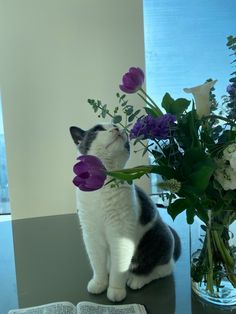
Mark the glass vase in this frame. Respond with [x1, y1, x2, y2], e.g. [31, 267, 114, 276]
[190, 210, 236, 308]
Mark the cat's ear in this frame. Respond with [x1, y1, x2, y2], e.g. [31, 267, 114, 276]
[69, 126, 85, 145]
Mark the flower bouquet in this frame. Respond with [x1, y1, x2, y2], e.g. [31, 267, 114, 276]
[73, 35, 236, 306]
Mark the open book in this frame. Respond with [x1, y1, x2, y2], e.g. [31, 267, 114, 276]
[8, 301, 147, 314]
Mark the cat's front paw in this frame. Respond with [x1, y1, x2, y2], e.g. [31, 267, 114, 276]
[87, 278, 108, 294]
[107, 286, 126, 302]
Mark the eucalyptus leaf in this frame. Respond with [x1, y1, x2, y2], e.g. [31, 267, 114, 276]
[119, 94, 126, 103]
[101, 104, 108, 118]
[128, 110, 141, 122]
[121, 100, 128, 107]
[124, 106, 133, 115]
[112, 115, 122, 124]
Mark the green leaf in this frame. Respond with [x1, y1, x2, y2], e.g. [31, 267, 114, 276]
[151, 165, 177, 179]
[101, 104, 108, 118]
[174, 98, 191, 114]
[168, 198, 191, 220]
[124, 106, 133, 115]
[112, 115, 122, 124]
[161, 93, 191, 116]
[119, 94, 126, 103]
[144, 106, 159, 117]
[223, 190, 236, 202]
[186, 208, 195, 224]
[121, 100, 128, 107]
[128, 110, 141, 122]
[161, 93, 175, 112]
[188, 161, 216, 193]
[181, 148, 216, 194]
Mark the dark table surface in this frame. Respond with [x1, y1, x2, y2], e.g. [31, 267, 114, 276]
[1, 210, 236, 314]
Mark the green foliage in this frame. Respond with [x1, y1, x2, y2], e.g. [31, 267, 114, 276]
[161, 93, 191, 116]
[168, 198, 192, 220]
[112, 115, 122, 124]
[172, 108, 201, 151]
[181, 148, 216, 193]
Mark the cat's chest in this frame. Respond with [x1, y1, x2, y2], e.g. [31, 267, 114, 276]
[77, 185, 139, 223]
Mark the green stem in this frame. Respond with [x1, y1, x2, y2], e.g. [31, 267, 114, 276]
[212, 230, 234, 269]
[206, 227, 214, 294]
[137, 92, 159, 112]
[153, 139, 166, 156]
[139, 88, 163, 116]
[212, 230, 236, 288]
[190, 108, 201, 147]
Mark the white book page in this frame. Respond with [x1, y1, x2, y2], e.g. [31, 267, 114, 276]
[8, 301, 76, 314]
[76, 302, 147, 314]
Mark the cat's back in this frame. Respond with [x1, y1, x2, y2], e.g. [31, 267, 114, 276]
[134, 185, 161, 225]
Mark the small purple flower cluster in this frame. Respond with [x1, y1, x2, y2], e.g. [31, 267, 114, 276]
[227, 83, 236, 98]
[130, 113, 176, 140]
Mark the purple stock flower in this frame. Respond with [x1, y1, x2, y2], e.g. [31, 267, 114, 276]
[119, 67, 144, 94]
[130, 113, 176, 140]
[227, 83, 236, 98]
[73, 155, 107, 192]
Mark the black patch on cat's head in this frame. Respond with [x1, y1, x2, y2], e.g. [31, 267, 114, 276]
[70, 126, 86, 145]
[69, 124, 106, 154]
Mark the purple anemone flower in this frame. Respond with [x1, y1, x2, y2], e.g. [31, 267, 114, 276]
[130, 113, 176, 140]
[119, 67, 144, 94]
[73, 155, 107, 192]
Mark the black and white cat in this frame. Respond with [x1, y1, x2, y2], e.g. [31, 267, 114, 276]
[70, 123, 181, 302]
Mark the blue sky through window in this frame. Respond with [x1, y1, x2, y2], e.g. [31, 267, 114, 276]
[0, 100, 4, 135]
[0, 97, 10, 214]
[143, 0, 236, 105]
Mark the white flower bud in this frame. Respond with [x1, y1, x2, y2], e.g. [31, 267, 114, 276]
[157, 179, 181, 193]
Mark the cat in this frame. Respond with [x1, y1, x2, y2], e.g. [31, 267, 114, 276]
[70, 123, 181, 302]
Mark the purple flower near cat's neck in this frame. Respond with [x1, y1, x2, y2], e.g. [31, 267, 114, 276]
[130, 113, 176, 140]
[119, 67, 144, 94]
[227, 83, 236, 98]
[73, 155, 107, 191]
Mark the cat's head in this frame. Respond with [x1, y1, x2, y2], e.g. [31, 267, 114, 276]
[69, 123, 130, 169]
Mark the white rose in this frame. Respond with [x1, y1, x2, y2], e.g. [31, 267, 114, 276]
[214, 157, 236, 190]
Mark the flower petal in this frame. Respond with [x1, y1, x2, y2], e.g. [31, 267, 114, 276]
[72, 155, 107, 191]
[119, 67, 144, 94]
[184, 80, 217, 118]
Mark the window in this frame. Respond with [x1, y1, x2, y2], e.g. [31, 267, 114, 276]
[0, 99, 10, 214]
[143, 0, 236, 193]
